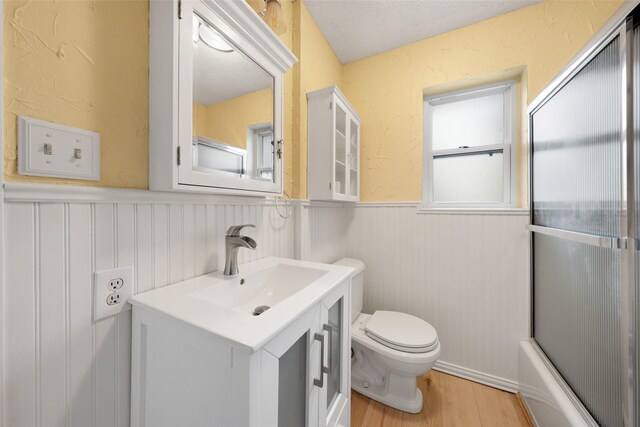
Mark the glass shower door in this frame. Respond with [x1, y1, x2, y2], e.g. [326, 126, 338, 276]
[632, 19, 640, 427]
[530, 33, 625, 426]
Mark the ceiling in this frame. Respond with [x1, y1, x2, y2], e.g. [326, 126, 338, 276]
[304, 0, 542, 64]
[193, 16, 272, 106]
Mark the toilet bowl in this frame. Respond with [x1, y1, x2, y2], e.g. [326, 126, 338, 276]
[334, 258, 441, 414]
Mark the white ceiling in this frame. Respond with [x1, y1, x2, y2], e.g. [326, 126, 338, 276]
[193, 18, 272, 105]
[304, 0, 542, 64]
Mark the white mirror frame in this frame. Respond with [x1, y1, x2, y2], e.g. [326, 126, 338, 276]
[149, 0, 297, 196]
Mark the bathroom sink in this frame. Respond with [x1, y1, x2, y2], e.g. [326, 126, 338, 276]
[189, 263, 327, 315]
[129, 257, 353, 352]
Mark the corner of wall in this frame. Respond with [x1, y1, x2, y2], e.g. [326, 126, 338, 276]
[290, 0, 344, 200]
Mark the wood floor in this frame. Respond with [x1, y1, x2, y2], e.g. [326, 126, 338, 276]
[350, 371, 532, 427]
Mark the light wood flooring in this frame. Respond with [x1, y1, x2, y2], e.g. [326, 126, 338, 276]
[350, 371, 532, 427]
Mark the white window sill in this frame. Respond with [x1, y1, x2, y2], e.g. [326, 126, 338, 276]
[417, 207, 530, 215]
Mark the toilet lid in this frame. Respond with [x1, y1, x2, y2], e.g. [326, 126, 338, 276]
[365, 311, 438, 353]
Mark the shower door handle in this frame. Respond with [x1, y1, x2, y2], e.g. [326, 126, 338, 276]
[527, 225, 628, 249]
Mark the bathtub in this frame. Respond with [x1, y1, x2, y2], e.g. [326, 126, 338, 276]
[518, 341, 595, 427]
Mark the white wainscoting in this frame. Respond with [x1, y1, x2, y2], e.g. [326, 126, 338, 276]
[302, 202, 349, 264]
[2, 185, 295, 427]
[2, 184, 532, 426]
[346, 205, 530, 390]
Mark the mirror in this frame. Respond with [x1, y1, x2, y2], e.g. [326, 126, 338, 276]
[191, 13, 276, 182]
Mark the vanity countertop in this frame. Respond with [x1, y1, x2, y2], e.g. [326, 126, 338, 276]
[129, 257, 353, 353]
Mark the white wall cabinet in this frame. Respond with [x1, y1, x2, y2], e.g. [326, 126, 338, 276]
[149, 0, 296, 196]
[308, 86, 361, 202]
[131, 279, 350, 427]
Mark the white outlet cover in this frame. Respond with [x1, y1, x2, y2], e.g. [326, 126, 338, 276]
[94, 266, 134, 322]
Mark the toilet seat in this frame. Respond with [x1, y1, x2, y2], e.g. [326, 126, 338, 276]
[365, 311, 438, 353]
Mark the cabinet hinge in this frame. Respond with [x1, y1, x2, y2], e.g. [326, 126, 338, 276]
[178, 0, 182, 19]
[275, 140, 283, 159]
[329, 102, 332, 110]
[329, 182, 332, 191]
[177, 146, 181, 165]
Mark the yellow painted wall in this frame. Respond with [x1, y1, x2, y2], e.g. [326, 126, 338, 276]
[2, 0, 298, 194]
[278, 0, 295, 197]
[290, 1, 343, 198]
[4, 0, 149, 188]
[3, 0, 624, 202]
[193, 88, 273, 149]
[341, 1, 623, 202]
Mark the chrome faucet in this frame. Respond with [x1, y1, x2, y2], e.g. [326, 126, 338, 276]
[224, 224, 257, 276]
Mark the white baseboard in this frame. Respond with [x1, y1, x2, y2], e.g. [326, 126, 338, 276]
[434, 360, 519, 393]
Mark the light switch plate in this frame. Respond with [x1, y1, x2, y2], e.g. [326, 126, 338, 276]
[18, 116, 100, 181]
[94, 266, 134, 322]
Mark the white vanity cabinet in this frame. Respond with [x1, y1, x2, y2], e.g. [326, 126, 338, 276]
[260, 281, 351, 427]
[308, 86, 361, 202]
[130, 262, 351, 427]
[149, 0, 296, 195]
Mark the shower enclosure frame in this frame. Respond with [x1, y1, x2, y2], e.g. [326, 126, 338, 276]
[528, 10, 639, 427]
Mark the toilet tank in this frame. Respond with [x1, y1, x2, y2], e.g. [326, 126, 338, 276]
[333, 258, 365, 323]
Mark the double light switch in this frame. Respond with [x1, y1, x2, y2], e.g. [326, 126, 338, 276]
[18, 116, 100, 181]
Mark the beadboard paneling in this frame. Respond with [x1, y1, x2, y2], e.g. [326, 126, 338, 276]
[304, 205, 350, 264]
[346, 206, 530, 385]
[3, 198, 294, 427]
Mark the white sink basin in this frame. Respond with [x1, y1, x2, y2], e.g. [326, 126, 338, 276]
[129, 257, 353, 352]
[189, 263, 327, 316]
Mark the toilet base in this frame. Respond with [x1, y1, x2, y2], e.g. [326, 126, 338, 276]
[350, 312, 440, 414]
[351, 380, 424, 414]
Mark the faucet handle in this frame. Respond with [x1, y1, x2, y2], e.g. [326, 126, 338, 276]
[226, 224, 255, 237]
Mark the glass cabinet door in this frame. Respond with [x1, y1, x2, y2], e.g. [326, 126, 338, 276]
[325, 299, 342, 410]
[319, 282, 350, 427]
[348, 119, 359, 199]
[334, 101, 348, 197]
[278, 333, 308, 427]
[261, 306, 321, 427]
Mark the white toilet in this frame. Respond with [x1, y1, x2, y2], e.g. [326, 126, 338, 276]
[334, 258, 441, 414]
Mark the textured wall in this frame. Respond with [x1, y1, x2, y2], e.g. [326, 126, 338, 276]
[193, 88, 273, 149]
[3, 0, 624, 201]
[341, 1, 623, 202]
[4, 0, 149, 188]
[290, 2, 343, 199]
[3, 0, 299, 195]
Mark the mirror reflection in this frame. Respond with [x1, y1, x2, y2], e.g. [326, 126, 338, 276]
[192, 13, 276, 182]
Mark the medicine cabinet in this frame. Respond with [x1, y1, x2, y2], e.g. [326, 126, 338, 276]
[149, 0, 297, 195]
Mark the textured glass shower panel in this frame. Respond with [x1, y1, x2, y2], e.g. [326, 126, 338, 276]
[532, 37, 621, 236]
[534, 234, 622, 427]
[633, 23, 640, 417]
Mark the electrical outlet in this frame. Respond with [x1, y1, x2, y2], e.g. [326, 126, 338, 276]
[106, 293, 122, 305]
[94, 266, 134, 322]
[108, 278, 124, 291]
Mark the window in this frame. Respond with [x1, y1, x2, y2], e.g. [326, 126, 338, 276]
[256, 128, 274, 181]
[423, 81, 515, 208]
[246, 123, 274, 181]
[192, 136, 246, 177]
